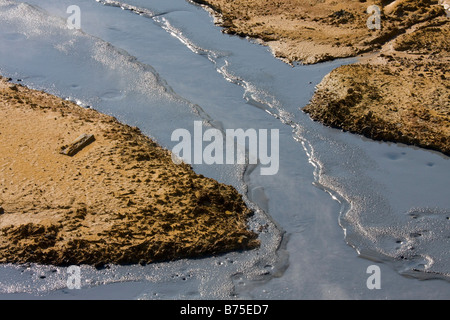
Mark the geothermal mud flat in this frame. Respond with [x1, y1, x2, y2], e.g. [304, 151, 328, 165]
[0, 76, 259, 267]
[0, 0, 449, 299]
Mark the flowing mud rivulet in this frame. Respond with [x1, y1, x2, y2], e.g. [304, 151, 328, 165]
[0, 0, 449, 300]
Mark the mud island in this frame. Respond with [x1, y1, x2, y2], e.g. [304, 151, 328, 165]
[194, 0, 449, 156]
[0, 76, 259, 267]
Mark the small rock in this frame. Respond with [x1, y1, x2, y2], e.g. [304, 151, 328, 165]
[139, 259, 147, 266]
[0, 206, 3, 215]
[8, 84, 18, 91]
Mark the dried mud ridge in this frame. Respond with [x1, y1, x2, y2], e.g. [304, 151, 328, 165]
[192, 0, 446, 64]
[0, 76, 259, 267]
[304, 17, 449, 156]
[194, 0, 449, 156]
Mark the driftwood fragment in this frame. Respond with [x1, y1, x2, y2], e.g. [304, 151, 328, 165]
[60, 134, 95, 156]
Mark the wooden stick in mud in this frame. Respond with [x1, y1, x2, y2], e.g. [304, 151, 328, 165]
[60, 133, 95, 156]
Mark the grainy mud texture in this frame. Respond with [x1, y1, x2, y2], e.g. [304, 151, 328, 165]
[0, 76, 259, 267]
[304, 17, 449, 156]
[192, 0, 449, 155]
[192, 0, 446, 64]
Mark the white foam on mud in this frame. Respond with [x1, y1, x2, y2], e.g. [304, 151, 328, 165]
[0, 0, 283, 298]
[156, 0, 450, 282]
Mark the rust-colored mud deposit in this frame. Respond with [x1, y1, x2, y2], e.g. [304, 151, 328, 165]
[0, 76, 259, 267]
[195, 0, 449, 156]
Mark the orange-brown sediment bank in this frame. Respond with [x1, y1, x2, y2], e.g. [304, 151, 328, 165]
[194, 0, 449, 156]
[304, 16, 449, 156]
[192, 0, 445, 64]
[0, 76, 259, 267]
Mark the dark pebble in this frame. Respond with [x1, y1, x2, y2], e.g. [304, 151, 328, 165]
[94, 262, 106, 270]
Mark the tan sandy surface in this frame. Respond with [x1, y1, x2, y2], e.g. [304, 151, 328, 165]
[193, 0, 446, 64]
[0, 76, 259, 267]
[304, 16, 449, 155]
[194, 0, 449, 156]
